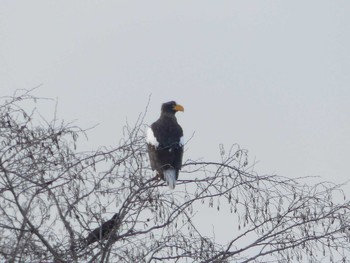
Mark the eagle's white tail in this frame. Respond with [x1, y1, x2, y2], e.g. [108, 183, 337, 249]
[164, 169, 176, 189]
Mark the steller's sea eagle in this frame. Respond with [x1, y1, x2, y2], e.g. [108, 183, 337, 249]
[147, 101, 184, 189]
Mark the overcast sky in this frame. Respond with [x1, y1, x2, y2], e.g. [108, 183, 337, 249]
[1, 0, 350, 243]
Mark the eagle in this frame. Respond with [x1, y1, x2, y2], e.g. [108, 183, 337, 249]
[80, 213, 119, 250]
[147, 101, 184, 189]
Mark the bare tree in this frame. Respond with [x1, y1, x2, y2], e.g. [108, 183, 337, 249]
[0, 90, 349, 263]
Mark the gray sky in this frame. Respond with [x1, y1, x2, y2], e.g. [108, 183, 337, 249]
[1, 0, 350, 244]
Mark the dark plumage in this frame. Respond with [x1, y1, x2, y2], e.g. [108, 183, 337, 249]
[81, 213, 119, 249]
[147, 101, 184, 189]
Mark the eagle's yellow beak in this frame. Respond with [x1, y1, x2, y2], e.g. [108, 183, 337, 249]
[173, 104, 184, 112]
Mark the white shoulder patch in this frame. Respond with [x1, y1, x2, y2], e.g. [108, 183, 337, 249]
[146, 127, 159, 147]
[179, 136, 185, 147]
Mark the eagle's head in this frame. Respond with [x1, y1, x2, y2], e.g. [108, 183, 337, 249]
[161, 101, 184, 115]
